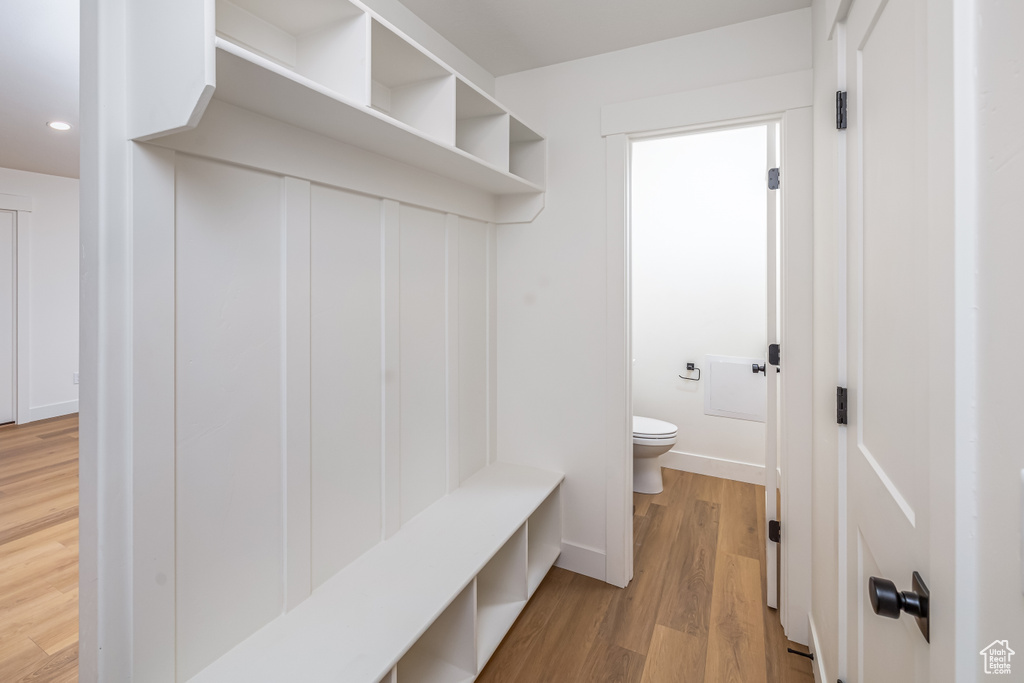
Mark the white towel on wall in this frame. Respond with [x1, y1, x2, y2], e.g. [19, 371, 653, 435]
[704, 354, 767, 422]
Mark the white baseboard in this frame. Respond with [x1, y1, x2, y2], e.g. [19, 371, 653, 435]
[26, 399, 79, 423]
[661, 449, 765, 485]
[555, 541, 606, 583]
[807, 613, 829, 683]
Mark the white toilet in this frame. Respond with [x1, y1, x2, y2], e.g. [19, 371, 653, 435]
[632, 416, 678, 494]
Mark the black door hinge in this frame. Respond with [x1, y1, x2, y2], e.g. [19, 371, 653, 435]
[768, 343, 780, 367]
[837, 386, 848, 425]
[768, 167, 780, 190]
[836, 91, 848, 130]
[769, 519, 781, 543]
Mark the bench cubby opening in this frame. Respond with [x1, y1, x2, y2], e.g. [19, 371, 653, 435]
[476, 524, 528, 668]
[396, 583, 477, 683]
[527, 486, 562, 596]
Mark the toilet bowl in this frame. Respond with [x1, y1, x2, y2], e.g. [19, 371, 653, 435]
[632, 416, 677, 494]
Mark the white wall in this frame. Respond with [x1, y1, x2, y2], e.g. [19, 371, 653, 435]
[0, 166, 79, 421]
[808, 0, 840, 678]
[976, 0, 1024, 662]
[631, 126, 768, 472]
[494, 9, 812, 579]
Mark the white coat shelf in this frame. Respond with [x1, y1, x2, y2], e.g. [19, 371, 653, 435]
[188, 463, 564, 683]
[130, 0, 547, 219]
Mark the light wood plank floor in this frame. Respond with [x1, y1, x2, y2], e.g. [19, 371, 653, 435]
[0, 419, 810, 683]
[0, 414, 79, 683]
[478, 468, 814, 683]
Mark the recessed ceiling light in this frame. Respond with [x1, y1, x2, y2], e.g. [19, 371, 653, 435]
[47, 121, 72, 131]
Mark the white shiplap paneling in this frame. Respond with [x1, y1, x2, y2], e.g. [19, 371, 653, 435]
[310, 185, 385, 587]
[458, 218, 489, 481]
[399, 204, 448, 524]
[174, 155, 285, 680]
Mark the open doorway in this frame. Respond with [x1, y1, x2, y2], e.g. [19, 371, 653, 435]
[629, 120, 782, 607]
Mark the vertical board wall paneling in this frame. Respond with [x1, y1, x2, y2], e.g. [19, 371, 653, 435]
[174, 155, 285, 681]
[382, 200, 402, 538]
[399, 204, 449, 524]
[131, 144, 177, 683]
[284, 177, 312, 610]
[310, 185, 385, 587]
[446, 214, 461, 492]
[459, 218, 489, 481]
[162, 164, 499, 677]
[487, 223, 498, 464]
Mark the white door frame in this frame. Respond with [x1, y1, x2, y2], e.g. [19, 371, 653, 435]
[0, 193, 32, 425]
[601, 71, 814, 644]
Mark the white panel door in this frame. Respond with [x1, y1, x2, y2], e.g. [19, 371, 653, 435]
[844, 0, 950, 678]
[0, 210, 13, 424]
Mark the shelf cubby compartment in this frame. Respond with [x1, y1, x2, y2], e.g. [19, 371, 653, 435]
[509, 117, 547, 187]
[371, 21, 455, 145]
[215, 0, 370, 105]
[455, 80, 511, 171]
[378, 669, 397, 683]
[476, 525, 528, 669]
[396, 583, 477, 683]
[527, 488, 562, 596]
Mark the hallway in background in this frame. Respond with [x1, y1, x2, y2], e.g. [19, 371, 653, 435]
[0, 414, 79, 682]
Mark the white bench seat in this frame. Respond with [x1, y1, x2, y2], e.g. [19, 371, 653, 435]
[190, 462, 563, 683]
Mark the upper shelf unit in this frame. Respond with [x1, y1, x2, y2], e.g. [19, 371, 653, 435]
[130, 0, 546, 198]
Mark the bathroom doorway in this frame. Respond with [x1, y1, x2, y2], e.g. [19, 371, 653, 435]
[629, 120, 782, 606]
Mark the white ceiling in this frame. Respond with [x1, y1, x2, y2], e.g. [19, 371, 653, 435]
[0, 0, 79, 178]
[398, 0, 811, 76]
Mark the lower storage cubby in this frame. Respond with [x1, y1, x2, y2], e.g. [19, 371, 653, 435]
[527, 487, 562, 596]
[476, 525, 528, 668]
[397, 583, 477, 683]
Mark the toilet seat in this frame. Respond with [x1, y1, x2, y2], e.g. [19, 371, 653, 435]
[632, 416, 677, 439]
